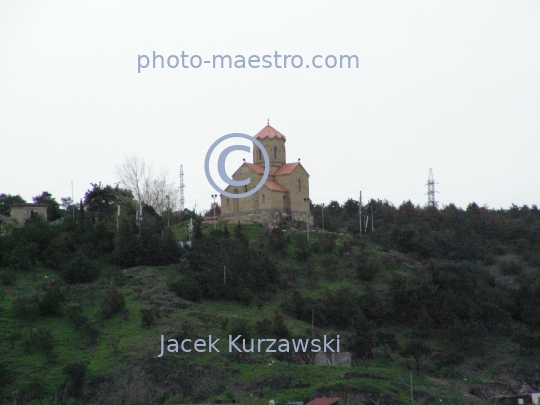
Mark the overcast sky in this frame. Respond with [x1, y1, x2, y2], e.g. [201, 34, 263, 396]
[1, 1, 539, 213]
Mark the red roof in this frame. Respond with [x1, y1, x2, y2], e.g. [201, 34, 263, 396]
[306, 398, 341, 405]
[273, 162, 300, 175]
[244, 162, 265, 174]
[242, 162, 301, 176]
[264, 180, 286, 192]
[254, 124, 286, 140]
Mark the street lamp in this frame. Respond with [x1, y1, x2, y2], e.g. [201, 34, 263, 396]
[211, 194, 217, 230]
[303, 197, 311, 241]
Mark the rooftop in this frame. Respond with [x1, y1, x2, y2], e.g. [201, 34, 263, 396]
[254, 124, 286, 140]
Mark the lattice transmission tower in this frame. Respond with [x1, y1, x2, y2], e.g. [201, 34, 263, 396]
[427, 168, 437, 208]
[179, 165, 185, 211]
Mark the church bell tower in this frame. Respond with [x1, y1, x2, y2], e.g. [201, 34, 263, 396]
[252, 122, 287, 167]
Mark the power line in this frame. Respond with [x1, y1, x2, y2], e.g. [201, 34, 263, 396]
[426, 168, 438, 208]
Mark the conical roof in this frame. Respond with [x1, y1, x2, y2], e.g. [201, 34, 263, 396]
[254, 124, 286, 140]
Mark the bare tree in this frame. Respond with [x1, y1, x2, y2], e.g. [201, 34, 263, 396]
[116, 155, 179, 214]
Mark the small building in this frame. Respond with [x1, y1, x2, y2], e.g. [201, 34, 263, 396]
[315, 352, 351, 367]
[220, 123, 312, 226]
[5, 203, 48, 226]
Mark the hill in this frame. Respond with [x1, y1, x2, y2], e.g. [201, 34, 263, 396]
[0, 188, 539, 405]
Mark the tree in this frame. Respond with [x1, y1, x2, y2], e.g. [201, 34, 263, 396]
[116, 155, 179, 214]
[84, 182, 132, 221]
[32, 191, 63, 221]
[400, 340, 431, 375]
[0, 193, 26, 216]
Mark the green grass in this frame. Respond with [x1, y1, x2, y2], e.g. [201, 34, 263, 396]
[0, 228, 530, 404]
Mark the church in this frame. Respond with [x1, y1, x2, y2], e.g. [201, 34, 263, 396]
[220, 123, 312, 226]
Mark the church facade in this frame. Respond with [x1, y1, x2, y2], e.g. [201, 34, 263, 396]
[220, 124, 312, 226]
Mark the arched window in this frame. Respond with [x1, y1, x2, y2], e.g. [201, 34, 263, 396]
[258, 149, 262, 160]
[244, 185, 248, 193]
[274, 146, 277, 159]
[262, 194, 265, 203]
[227, 199, 230, 207]
[298, 179, 301, 191]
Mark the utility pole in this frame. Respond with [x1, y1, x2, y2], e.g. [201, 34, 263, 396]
[136, 200, 142, 237]
[427, 168, 437, 208]
[359, 191, 362, 234]
[371, 199, 374, 232]
[116, 203, 120, 234]
[71, 180, 75, 220]
[322, 203, 325, 231]
[166, 195, 170, 227]
[304, 198, 311, 241]
[211, 194, 217, 230]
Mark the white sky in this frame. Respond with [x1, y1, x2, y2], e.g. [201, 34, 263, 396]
[1, 1, 539, 212]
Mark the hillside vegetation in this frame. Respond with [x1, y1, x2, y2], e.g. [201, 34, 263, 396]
[0, 187, 539, 405]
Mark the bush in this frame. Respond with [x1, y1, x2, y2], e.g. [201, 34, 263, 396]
[168, 275, 201, 303]
[63, 359, 88, 398]
[293, 233, 311, 262]
[37, 286, 66, 316]
[316, 233, 337, 253]
[12, 296, 39, 318]
[269, 227, 287, 254]
[81, 323, 101, 345]
[8, 243, 37, 271]
[99, 288, 125, 320]
[0, 268, 17, 285]
[13, 377, 47, 404]
[61, 252, 100, 284]
[140, 308, 156, 329]
[65, 304, 87, 330]
[499, 258, 523, 276]
[23, 327, 55, 363]
[253, 318, 272, 336]
[356, 254, 379, 282]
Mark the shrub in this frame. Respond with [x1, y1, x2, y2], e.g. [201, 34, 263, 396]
[81, 323, 101, 345]
[8, 243, 37, 271]
[269, 227, 287, 254]
[168, 275, 201, 303]
[65, 304, 88, 330]
[99, 288, 125, 320]
[13, 377, 47, 404]
[499, 258, 523, 276]
[293, 233, 311, 262]
[316, 233, 337, 253]
[63, 359, 88, 398]
[0, 268, 17, 285]
[254, 318, 272, 336]
[61, 252, 100, 284]
[140, 308, 156, 329]
[12, 296, 39, 318]
[356, 254, 379, 282]
[337, 237, 355, 255]
[23, 327, 55, 363]
[37, 286, 66, 316]
[0, 362, 12, 392]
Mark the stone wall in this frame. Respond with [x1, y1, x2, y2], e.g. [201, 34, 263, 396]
[221, 209, 313, 227]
